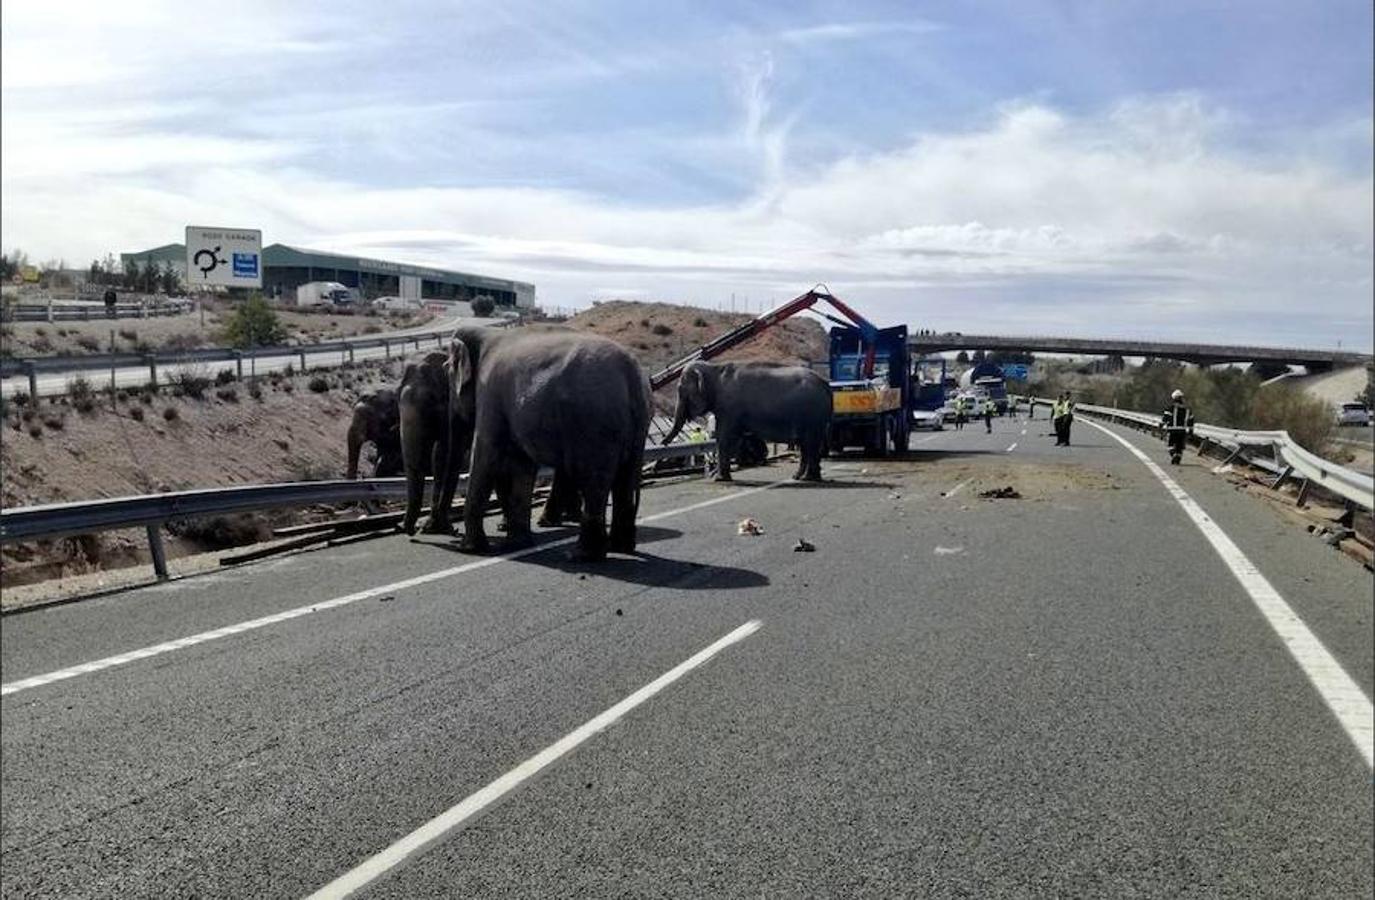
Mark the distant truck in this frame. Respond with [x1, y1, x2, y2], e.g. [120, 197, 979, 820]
[959, 361, 1008, 413]
[828, 324, 912, 455]
[295, 281, 359, 310]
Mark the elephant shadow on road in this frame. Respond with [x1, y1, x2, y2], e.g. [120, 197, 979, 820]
[419, 525, 769, 591]
[722, 477, 898, 491]
[522, 526, 769, 591]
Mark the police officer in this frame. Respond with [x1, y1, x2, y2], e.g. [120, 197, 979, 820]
[1161, 389, 1195, 465]
[982, 396, 995, 433]
[1053, 391, 1074, 446]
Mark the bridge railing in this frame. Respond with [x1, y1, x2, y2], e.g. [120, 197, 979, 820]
[1023, 396, 1373, 512]
[0, 442, 718, 580]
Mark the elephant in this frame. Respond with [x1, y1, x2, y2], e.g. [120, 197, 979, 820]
[662, 360, 831, 482]
[345, 389, 403, 479]
[443, 326, 650, 561]
[399, 351, 467, 535]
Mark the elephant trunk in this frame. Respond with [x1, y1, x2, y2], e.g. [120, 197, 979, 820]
[662, 403, 688, 445]
[345, 418, 365, 479]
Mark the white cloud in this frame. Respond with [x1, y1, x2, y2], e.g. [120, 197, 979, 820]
[2, 84, 1370, 346]
[778, 20, 943, 46]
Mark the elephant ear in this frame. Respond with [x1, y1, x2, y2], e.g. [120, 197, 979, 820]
[445, 339, 473, 396]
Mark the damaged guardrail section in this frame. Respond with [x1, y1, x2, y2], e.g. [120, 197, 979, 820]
[0, 441, 717, 579]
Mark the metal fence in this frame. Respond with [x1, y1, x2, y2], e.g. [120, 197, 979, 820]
[2, 326, 462, 396]
[2, 300, 194, 323]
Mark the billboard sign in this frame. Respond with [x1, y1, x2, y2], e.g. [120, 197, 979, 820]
[185, 226, 262, 288]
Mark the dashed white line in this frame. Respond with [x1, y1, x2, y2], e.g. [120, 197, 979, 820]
[1020, 429, 1027, 436]
[1083, 418, 1373, 769]
[942, 478, 972, 498]
[1, 481, 789, 697]
[1005, 442, 1018, 453]
[303, 619, 763, 899]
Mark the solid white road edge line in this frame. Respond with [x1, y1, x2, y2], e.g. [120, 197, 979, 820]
[1, 481, 789, 697]
[303, 619, 763, 900]
[1083, 418, 1373, 769]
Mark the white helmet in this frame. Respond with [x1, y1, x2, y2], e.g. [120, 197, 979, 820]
[1171, 389, 1184, 400]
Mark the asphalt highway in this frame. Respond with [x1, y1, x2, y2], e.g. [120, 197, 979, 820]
[2, 414, 1371, 898]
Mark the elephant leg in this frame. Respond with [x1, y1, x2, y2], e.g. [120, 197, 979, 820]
[609, 455, 641, 554]
[713, 425, 736, 482]
[570, 481, 611, 562]
[802, 431, 824, 481]
[421, 433, 452, 533]
[502, 462, 537, 550]
[400, 420, 429, 536]
[537, 469, 576, 527]
[458, 440, 498, 554]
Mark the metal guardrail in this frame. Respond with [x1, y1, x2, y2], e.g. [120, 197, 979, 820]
[0, 441, 719, 577]
[2, 301, 194, 322]
[1028, 396, 1374, 511]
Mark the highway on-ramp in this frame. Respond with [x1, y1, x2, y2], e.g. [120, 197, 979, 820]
[2, 417, 1371, 897]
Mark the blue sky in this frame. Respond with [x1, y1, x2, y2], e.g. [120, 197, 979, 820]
[3, 1, 1371, 348]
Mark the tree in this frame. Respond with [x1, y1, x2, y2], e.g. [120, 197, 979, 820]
[471, 295, 496, 317]
[123, 259, 139, 290]
[141, 261, 161, 293]
[160, 262, 180, 295]
[221, 294, 287, 348]
[1361, 363, 1374, 407]
[955, 350, 969, 364]
[88, 259, 103, 286]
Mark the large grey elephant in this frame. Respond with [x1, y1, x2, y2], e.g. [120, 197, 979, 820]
[443, 327, 650, 561]
[345, 388, 403, 479]
[399, 351, 469, 535]
[662, 360, 831, 482]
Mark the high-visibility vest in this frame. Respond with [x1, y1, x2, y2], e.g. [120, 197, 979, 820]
[688, 427, 708, 443]
[983, 400, 995, 415]
[1053, 399, 1069, 418]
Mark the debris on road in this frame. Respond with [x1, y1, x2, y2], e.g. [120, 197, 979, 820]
[738, 518, 764, 535]
[794, 539, 815, 552]
[1212, 464, 1234, 474]
[378, 595, 395, 603]
[978, 486, 1022, 499]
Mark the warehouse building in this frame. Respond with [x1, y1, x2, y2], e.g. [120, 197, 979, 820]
[122, 243, 536, 309]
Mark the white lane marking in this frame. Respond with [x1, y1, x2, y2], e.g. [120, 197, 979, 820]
[1, 481, 788, 697]
[1020, 429, 1027, 436]
[1005, 442, 1018, 453]
[942, 478, 971, 498]
[303, 619, 763, 899]
[1083, 418, 1373, 769]
[933, 546, 964, 556]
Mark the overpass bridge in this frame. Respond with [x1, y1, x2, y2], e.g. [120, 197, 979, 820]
[908, 333, 1372, 371]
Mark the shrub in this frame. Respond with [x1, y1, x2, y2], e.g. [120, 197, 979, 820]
[362, 323, 382, 334]
[30, 335, 54, 353]
[215, 387, 239, 403]
[221, 294, 287, 348]
[20, 407, 35, 423]
[281, 381, 294, 393]
[56, 328, 68, 337]
[165, 513, 270, 550]
[34, 327, 47, 337]
[289, 458, 335, 481]
[75, 335, 101, 352]
[140, 390, 155, 404]
[67, 376, 95, 411]
[308, 375, 330, 393]
[471, 295, 496, 317]
[162, 406, 179, 421]
[28, 424, 42, 438]
[693, 317, 709, 328]
[283, 363, 295, 377]
[215, 368, 236, 386]
[640, 318, 650, 327]
[133, 340, 154, 355]
[129, 406, 145, 421]
[13, 391, 30, 406]
[651, 323, 673, 336]
[249, 384, 263, 401]
[169, 368, 210, 400]
[42, 414, 64, 430]
[118, 328, 138, 342]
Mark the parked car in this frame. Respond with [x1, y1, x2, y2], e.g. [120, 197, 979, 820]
[1337, 402, 1370, 427]
[911, 408, 944, 431]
